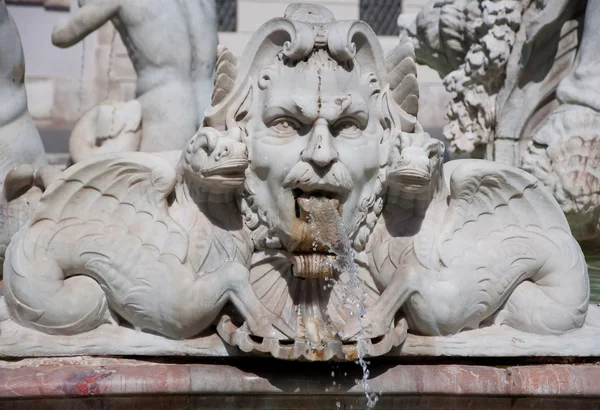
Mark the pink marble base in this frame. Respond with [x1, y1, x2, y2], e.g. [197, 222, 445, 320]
[1, 357, 600, 409]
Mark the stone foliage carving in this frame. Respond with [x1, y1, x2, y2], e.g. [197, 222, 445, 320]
[52, 0, 218, 157]
[0, 4, 597, 361]
[402, 0, 585, 160]
[405, 0, 600, 247]
[403, 0, 525, 156]
[522, 0, 600, 249]
[0, 0, 48, 274]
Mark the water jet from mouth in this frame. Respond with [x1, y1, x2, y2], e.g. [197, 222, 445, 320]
[302, 195, 380, 408]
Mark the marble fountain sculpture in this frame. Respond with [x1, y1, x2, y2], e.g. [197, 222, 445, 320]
[51, 0, 219, 161]
[0, 0, 58, 277]
[1, 3, 600, 364]
[402, 0, 600, 249]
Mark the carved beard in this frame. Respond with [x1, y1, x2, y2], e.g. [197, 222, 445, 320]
[240, 165, 386, 253]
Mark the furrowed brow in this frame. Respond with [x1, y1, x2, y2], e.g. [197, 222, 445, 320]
[263, 97, 316, 125]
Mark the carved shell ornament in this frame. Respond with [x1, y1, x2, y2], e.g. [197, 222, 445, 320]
[522, 105, 600, 246]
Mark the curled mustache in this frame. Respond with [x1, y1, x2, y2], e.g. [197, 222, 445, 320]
[282, 161, 354, 193]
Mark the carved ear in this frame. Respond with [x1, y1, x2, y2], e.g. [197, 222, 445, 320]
[385, 38, 419, 117]
[212, 45, 238, 106]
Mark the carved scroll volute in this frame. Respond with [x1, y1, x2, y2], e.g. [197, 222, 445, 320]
[327, 20, 387, 88]
[204, 18, 315, 131]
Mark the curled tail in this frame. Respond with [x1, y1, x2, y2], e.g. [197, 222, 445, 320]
[3, 225, 112, 335]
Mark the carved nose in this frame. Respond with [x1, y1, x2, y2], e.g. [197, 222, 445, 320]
[214, 141, 231, 161]
[301, 119, 339, 167]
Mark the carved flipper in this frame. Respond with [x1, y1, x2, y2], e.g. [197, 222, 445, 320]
[386, 39, 419, 117]
[211, 45, 238, 105]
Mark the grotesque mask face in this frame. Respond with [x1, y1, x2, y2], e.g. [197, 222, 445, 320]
[387, 132, 444, 194]
[244, 50, 385, 252]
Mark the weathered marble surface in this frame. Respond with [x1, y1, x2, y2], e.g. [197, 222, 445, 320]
[521, 0, 600, 249]
[0, 3, 597, 362]
[1, 306, 599, 358]
[1, 357, 600, 400]
[0, 0, 47, 274]
[403, 0, 600, 249]
[53, 0, 218, 156]
[402, 0, 586, 162]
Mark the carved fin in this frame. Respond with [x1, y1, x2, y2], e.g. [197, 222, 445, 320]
[212, 46, 238, 105]
[386, 39, 419, 117]
[391, 74, 419, 116]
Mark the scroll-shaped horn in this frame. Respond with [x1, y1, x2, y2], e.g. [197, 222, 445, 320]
[326, 20, 386, 80]
[280, 20, 315, 60]
[234, 18, 314, 72]
[204, 18, 315, 130]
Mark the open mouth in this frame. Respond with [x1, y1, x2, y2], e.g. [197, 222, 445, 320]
[292, 188, 342, 219]
[390, 168, 431, 188]
[289, 188, 344, 278]
[202, 160, 248, 184]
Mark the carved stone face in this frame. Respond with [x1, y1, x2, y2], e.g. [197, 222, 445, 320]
[244, 51, 385, 251]
[387, 132, 444, 194]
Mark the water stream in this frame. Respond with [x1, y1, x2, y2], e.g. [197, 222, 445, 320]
[305, 196, 379, 409]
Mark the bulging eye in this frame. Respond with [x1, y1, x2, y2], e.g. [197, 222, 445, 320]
[271, 117, 301, 136]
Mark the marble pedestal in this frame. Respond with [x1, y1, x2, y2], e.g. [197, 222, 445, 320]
[1, 357, 600, 409]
